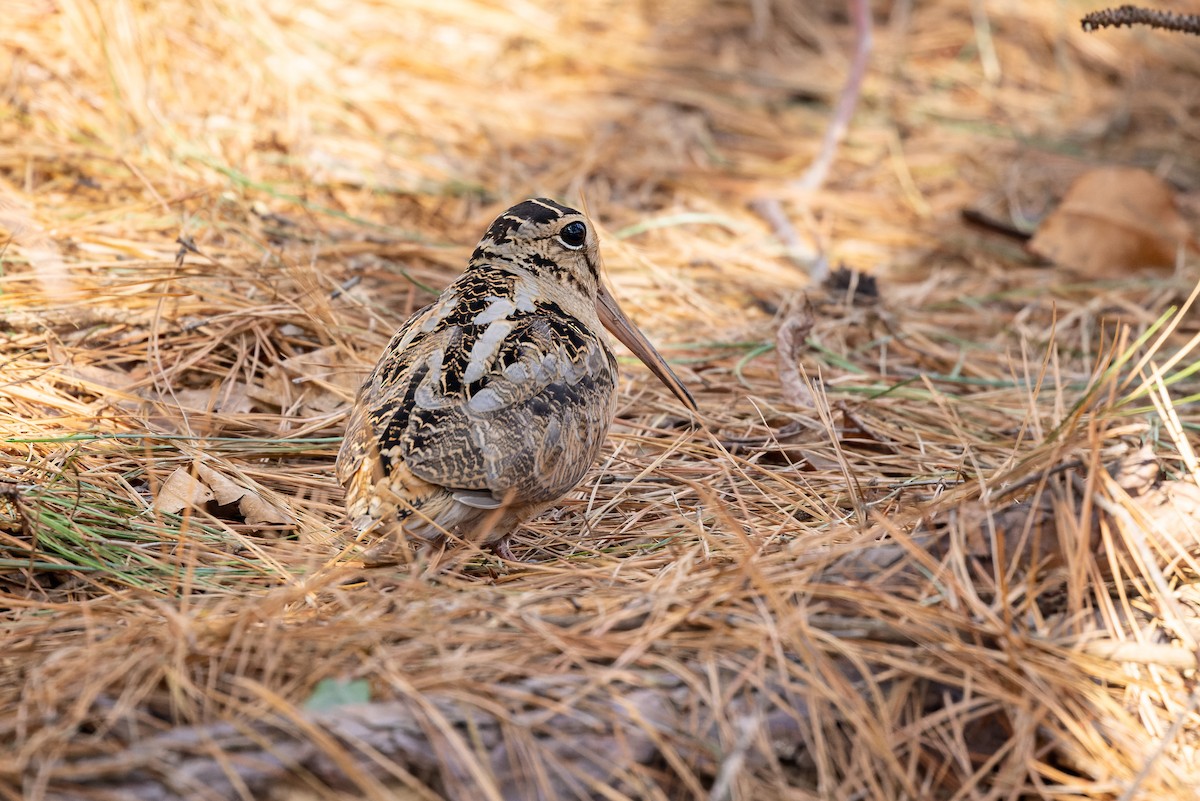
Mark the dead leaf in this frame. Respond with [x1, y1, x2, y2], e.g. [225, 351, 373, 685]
[154, 463, 294, 529]
[194, 464, 250, 506]
[56, 358, 255, 428]
[153, 468, 214, 514]
[237, 492, 296, 527]
[1028, 167, 1195, 276]
[171, 384, 254, 415]
[55, 363, 144, 395]
[248, 345, 368, 414]
[195, 463, 294, 527]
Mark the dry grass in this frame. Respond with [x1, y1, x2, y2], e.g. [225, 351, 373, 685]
[2, 0, 1200, 798]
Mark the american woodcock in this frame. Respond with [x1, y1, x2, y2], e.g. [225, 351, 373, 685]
[337, 198, 697, 561]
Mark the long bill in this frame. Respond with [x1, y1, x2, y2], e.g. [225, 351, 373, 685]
[596, 283, 698, 413]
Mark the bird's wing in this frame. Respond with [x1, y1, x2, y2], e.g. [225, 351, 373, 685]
[399, 312, 618, 505]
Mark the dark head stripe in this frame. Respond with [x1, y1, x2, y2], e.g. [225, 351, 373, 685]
[482, 198, 581, 243]
[526, 198, 578, 220]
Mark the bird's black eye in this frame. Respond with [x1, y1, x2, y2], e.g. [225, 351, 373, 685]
[557, 221, 588, 250]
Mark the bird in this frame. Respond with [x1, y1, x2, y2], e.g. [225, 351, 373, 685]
[337, 198, 697, 562]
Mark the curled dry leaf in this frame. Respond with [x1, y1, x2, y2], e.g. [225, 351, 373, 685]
[152, 468, 214, 514]
[1028, 167, 1195, 276]
[153, 463, 294, 528]
[194, 464, 254, 507]
[194, 464, 294, 527]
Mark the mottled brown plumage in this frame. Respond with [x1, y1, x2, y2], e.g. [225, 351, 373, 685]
[337, 198, 696, 561]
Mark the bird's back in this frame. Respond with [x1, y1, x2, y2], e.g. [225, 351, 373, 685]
[336, 265, 619, 546]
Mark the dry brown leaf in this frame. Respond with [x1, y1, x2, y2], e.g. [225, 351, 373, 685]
[153, 463, 293, 527]
[54, 363, 143, 394]
[152, 467, 214, 514]
[171, 385, 254, 415]
[57, 362, 254, 424]
[248, 345, 368, 414]
[236, 492, 296, 527]
[194, 463, 251, 507]
[1028, 167, 1195, 276]
[195, 463, 294, 527]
